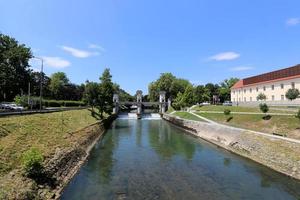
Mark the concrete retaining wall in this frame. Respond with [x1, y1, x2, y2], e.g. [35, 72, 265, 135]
[163, 114, 300, 180]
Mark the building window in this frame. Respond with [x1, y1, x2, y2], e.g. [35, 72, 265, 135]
[239, 90, 241, 94]
[250, 88, 252, 93]
[281, 84, 284, 89]
[272, 85, 274, 90]
[256, 87, 259, 92]
[292, 82, 295, 89]
[281, 95, 284, 100]
[272, 95, 275, 101]
[239, 98, 241, 102]
[263, 86, 266, 91]
[250, 97, 252, 102]
[233, 91, 235, 94]
[244, 97, 246, 102]
[244, 89, 246, 93]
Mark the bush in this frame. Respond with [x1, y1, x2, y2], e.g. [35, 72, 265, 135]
[259, 103, 269, 114]
[22, 148, 44, 178]
[224, 109, 231, 115]
[286, 88, 300, 101]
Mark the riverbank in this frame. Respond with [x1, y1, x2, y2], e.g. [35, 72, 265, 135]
[163, 113, 300, 181]
[0, 109, 116, 199]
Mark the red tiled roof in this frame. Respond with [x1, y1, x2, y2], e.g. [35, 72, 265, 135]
[231, 64, 300, 89]
[231, 80, 244, 89]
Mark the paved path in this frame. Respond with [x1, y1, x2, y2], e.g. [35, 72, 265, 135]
[193, 110, 295, 116]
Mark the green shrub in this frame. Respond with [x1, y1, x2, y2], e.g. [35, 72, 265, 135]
[224, 109, 231, 115]
[22, 148, 44, 178]
[259, 103, 269, 114]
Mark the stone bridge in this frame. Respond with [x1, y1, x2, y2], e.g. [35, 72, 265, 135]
[113, 90, 168, 118]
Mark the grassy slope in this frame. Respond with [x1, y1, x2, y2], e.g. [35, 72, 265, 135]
[197, 112, 300, 140]
[192, 105, 296, 113]
[173, 112, 204, 121]
[0, 109, 100, 177]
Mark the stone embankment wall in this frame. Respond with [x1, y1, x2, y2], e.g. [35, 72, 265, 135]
[163, 114, 300, 181]
[42, 115, 117, 199]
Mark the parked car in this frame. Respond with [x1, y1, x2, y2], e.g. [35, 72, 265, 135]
[6, 103, 24, 111]
[223, 101, 233, 106]
[0, 102, 11, 110]
[200, 102, 211, 106]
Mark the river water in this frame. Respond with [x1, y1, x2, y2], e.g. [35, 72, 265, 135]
[61, 119, 300, 200]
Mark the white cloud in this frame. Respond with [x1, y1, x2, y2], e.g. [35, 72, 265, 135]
[61, 46, 99, 58]
[42, 56, 71, 68]
[209, 52, 240, 61]
[230, 66, 253, 71]
[88, 44, 106, 51]
[286, 18, 300, 26]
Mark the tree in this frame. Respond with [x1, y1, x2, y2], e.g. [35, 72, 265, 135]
[113, 83, 134, 102]
[49, 72, 70, 100]
[96, 68, 114, 118]
[83, 81, 99, 109]
[173, 85, 195, 110]
[219, 78, 239, 102]
[0, 33, 32, 101]
[285, 88, 300, 101]
[30, 72, 51, 98]
[148, 73, 192, 102]
[257, 93, 267, 101]
[259, 103, 269, 119]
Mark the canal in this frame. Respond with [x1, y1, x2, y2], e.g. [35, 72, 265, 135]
[61, 119, 300, 200]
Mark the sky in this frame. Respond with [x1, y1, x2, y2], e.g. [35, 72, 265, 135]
[1, 0, 300, 95]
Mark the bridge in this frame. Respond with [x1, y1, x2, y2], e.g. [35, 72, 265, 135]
[113, 90, 168, 119]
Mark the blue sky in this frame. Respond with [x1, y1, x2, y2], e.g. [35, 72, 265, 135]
[1, 0, 300, 95]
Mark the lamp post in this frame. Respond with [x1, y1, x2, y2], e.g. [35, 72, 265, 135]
[33, 56, 44, 111]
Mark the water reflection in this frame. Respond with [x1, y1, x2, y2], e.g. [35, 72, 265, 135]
[148, 120, 196, 160]
[62, 119, 300, 200]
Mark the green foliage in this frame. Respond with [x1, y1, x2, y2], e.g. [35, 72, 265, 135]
[257, 93, 267, 101]
[224, 109, 231, 115]
[285, 88, 300, 101]
[22, 148, 44, 178]
[173, 85, 195, 110]
[0, 33, 32, 101]
[96, 68, 114, 118]
[49, 72, 70, 99]
[259, 103, 269, 114]
[219, 78, 239, 102]
[148, 73, 192, 101]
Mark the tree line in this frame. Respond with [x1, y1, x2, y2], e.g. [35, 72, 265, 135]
[0, 33, 133, 108]
[148, 73, 239, 110]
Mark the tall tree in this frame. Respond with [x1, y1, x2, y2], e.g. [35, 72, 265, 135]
[49, 72, 69, 99]
[219, 78, 239, 102]
[148, 73, 191, 101]
[97, 68, 114, 118]
[83, 81, 99, 109]
[0, 33, 32, 101]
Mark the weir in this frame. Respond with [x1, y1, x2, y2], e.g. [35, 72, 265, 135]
[113, 90, 169, 119]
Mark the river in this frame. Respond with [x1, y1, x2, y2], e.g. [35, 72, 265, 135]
[61, 118, 300, 200]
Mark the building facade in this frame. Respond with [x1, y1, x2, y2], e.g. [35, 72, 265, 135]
[231, 64, 300, 106]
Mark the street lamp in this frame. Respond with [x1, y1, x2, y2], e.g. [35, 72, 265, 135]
[33, 56, 44, 111]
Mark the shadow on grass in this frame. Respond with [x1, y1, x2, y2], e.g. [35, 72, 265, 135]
[226, 116, 233, 122]
[262, 115, 272, 120]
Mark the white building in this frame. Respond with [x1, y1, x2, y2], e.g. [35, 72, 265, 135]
[231, 64, 300, 106]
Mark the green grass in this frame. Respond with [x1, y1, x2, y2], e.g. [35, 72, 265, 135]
[196, 112, 300, 140]
[192, 105, 296, 114]
[0, 109, 100, 177]
[173, 112, 204, 121]
[166, 106, 175, 114]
